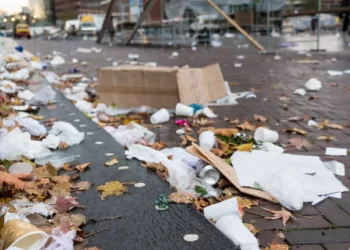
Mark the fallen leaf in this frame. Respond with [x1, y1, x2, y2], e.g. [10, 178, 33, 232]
[0, 172, 30, 190]
[235, 143, 253, 151]
[50, 182, 71, 197]
[287, 116, 303, 122]
[142, 162, 168, 180]
[185, 134, 197, 143]
[104, 158, 119, 167]
[279, 95, 290, 101]
[97, 181, 128, 200]
[168, 192, 191, 204]
[317, 136, 336, 141]
[264, 244, 289, 250]
[34, 164, 58, 178]
[326, 123, 343, 130]
[254, 114, 267, 122]
[72, 181, 93, 191]
[30, 115, 44, 120]
[284, 128, 307, 135]
[63, 164, 73, 171]
[76, 163, 90, 172]
[288, 138, 312, 150]
[229, 119, 240, 125]
[211, 148, 226, 157]
[193, 197, 209, 210]
[180, 135, 187, 146]
[150, 141, 165, 150]
[58, 142, 69, 149]
[236, 196, 258, 209]
[51, 175, 71, 183]
[263, 207, 296, 226]
[215, 128, 239, 137]
[237, 121, 256, 131]
[244, 223, 259, 235]
[53, 213, 86, 227]
[56, 196, 83, 212]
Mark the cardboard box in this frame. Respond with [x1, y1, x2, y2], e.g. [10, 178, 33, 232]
[98, 64, 227, 109]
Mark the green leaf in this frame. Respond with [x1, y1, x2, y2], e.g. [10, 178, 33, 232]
[2, 160, 11, 169]
[195, 185, 208, 196]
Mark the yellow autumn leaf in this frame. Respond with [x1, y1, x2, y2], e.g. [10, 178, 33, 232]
[236, 143, 253, 152]
[236, 196, 258, 209]
[105, 157, 119, 167]
[30, 115, 44, 120]
[97, 181, 128, 200]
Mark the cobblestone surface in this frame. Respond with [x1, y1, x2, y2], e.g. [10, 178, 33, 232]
[20, 39, 350, 249]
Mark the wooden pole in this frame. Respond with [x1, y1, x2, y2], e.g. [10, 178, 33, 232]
[207, 0, 266, 52]
[96, 0, 117, 44]
[124, 0, 158, 45]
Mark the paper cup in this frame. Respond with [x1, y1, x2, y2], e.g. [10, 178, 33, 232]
[175, 103, 194, 117]
[1, 219, 49, 250]
[204, 198, 241, 221]
[254, 127, 278, 143]
[199, 131, 215, 150]
[150, 109, 170, 124]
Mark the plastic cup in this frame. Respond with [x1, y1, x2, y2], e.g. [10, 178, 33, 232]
[175, 103, 194, 117]
[254, 127, 278, 143]
[199, 131, 215, 150]
[150, 109, 170, 124]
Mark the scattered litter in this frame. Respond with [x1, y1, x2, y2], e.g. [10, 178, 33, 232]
[323, 161, 345, 176]
[325, 147, 347, 156]
[128, 53, 139, 59]
[42, 134, 61, 149]
[305, 78, 322, 91]
[134, 183, 146, 188]
[331, 58, 337, 62]
[199, 131, 215, 150]
[95, 141, 104, 145]
[234, 63, 242, 68]
[49, 121, 84, 146]
[294, 88, 306, 96]
[254, 127, 278, 143]
[150, 109, 170, 124]
[308, 119, 319, 127]
[50, 55, 65, 66]
[204, 198, 241, 221]
[118, 166, 129, 170]
[274, 55, 281, 60]
[327, 70, 343, 76]
[183, 234, 199, 242]
[72, 58, 79, 63]
[237, 55, 245, 60]
[175, 103, 194, 117]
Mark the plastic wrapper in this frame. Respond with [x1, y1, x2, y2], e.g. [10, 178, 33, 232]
[75, 99, 93, 113]
[49, 121, 84, 146]
[35, 152, 80, 169]
[50, 55, 65, 66]
[258, 170, 304, 211]
[29, 86, 56, 105]
[305, 78, 322, 91]
[9, 68, 30, 81]
[42, 134, 61, 149]
[18, 90, 35, 101]
[43, 228, 75, 250]
[30, 61, 43, 71]
[0, 128, 52, 160]
[16, 117, 46, 136]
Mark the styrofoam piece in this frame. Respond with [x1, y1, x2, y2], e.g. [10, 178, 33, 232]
[204, 198, 240, 221]
[305, 78, 322, 91]
[325, 147, 347, 156]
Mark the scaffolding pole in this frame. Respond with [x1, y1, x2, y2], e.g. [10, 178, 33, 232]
[96, 0, 117, 44]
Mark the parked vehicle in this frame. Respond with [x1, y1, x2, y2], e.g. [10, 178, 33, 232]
[189, 15, 221, 35]
[64, 19, 80, 36]
[14, 23, 31, 39]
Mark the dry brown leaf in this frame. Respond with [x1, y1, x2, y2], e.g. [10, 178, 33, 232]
[215, 128, 239, 137]
[244, 223, 259, 235]
[50, 182, 71, 197]
[142, 162, 169, 180]
[284, 128, 307, 135]
[229, 119, 240, 125]
[317, 136, 336, 141]
[197, 127, 216, 134]
[104, 158, 119, 167]
[168, 192, 191, 204]
[76, 163, 90, 172]
[53, 213, 86, 228]
[288, 138, 312, 150]
[211, 148, 226, 157]
[30, 115, 44, 120]
[254, 114, 267, 122]
[97, 181, 128, 200]
[56, 196, 83, 212]
[180, 135, 188, 146]
[150, 141, 166, 150]
[264, 244, 289, 250]
[0, 172, 30, 190]
[58, 141, 69, 149]
[193, 197, 209, 210]
[63, 164, 74, 171]
[237, 121, 257, 131]
[319, 120, 344, 130]
[73, 181, 93, 191]
[235, 143, 253, 152]
[185, 134, 197, 143]
[236, 196, 258, 209]
[263, 207, 296, 226]
[34, 164, 58, 178]
[287, 116, 303, 122]
[51, 175, 71, 183]
[279, 95, 290, 101]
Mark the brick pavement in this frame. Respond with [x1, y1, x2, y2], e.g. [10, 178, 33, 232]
[20, 39, 350, 249]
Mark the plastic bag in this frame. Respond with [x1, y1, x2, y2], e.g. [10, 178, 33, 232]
[75, 100, 93, 113]
[305, 78, 322, 91]
[35, 152, 80, 169]
[50, 55, 65, 66]
[45, 228, 76, 250]
[49, 122, 84, 146]
[29, 86, 56, 105]
[16, 117, 47, 136]
[0, 128, 51, 160]
[0, 80, 17, 93]
[9, 68, 30, 81]
[42, 134, 61, 149]
[18, 89, 35, 101]
[258, 170, 304, 211]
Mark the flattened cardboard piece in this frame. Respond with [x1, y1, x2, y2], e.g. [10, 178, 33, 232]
[186, 144, 277, 203]
[98, 64, 227, 109]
